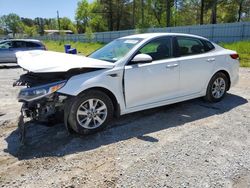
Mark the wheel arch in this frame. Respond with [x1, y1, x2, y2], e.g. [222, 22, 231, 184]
[64, 86, 121, 134]
[79, 87, 121, 118]
[212, 70, 231, 90]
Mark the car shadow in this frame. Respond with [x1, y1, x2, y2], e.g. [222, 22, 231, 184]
[0, 64, 19, 69]
[4, 93, 248, 160]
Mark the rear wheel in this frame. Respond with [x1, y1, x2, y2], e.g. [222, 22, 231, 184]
[68, 90, 114, 135]
[204, 72, 229, 102]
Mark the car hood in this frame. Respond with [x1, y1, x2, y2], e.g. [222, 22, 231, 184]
[16, 50, 114, 73]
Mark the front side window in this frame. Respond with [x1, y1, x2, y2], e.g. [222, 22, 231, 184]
[89, 38, 142, 63]
[177, 37, 206, 56]
[138, 37, 172, 61]
[0, 41, 13, 49]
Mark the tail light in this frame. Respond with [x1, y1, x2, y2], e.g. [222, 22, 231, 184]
[230, 54, 239, 60]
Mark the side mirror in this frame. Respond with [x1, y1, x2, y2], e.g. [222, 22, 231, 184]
[131, 54, 153, 64]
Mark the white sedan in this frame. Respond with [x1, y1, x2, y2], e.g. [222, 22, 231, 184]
[15, 33, 239, 135]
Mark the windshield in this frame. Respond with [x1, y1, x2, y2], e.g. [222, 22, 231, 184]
[89, 38, 142, 63]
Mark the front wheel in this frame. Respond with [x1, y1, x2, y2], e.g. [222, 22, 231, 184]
[204, 72, 229, 103]
[68, 90, 114, 135]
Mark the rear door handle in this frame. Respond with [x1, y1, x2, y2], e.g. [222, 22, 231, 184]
[166, 64, 179, 68]
[207, 58, 215, 62]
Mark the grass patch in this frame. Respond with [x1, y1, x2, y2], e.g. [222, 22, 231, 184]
[221, 41, 250, 67]
[43, 40, 105, 56]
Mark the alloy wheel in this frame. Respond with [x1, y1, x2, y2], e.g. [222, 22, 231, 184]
[211, 77, 226, 99]
[76, 98, 108, 129]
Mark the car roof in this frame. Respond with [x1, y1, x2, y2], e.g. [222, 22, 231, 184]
[1, 39, 42, 43]
[121, 32, 209, 41]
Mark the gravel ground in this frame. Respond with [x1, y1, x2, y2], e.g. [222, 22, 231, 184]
[0, 67, 250, 188]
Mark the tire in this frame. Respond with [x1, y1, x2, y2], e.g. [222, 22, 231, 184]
[204, 72, 229, 103]
[68, 90, 114, 135]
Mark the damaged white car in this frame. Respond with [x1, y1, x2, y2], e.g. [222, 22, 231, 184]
[14, 33, 239, 140]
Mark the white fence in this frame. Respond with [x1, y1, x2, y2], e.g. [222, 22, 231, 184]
[27, 22, 250, 43]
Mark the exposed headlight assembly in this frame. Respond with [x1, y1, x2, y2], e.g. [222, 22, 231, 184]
[18, 80, 67, 102]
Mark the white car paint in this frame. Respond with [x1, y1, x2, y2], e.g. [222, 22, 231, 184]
[124, 57, 180, 108]
[16, 33, 239, 116]
[0, 48, 16, 62]
[16, 50, 114, 72]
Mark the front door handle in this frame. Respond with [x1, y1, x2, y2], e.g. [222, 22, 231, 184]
[108, 73, 119, 77]
[207, 58, 215, 62]
[166, 64, 179, 68]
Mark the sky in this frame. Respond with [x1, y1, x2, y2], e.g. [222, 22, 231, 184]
[0, 0, 82, 21]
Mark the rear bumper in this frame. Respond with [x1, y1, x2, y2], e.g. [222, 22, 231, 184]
[231, 73, 239, 88]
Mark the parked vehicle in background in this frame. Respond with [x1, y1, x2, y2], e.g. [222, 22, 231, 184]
[0, 39, 46, 63]
[14, 33, 239, 140]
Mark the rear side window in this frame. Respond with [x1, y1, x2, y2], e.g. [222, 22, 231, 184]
[176, 37, 207, 56]
[26, 42, 42, 48]
[12, 41, 26, 48]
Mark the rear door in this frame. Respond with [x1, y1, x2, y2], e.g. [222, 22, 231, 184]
[175, 36, 216, 96]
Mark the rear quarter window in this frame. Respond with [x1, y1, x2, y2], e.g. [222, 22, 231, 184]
[203, 40, 215, 52]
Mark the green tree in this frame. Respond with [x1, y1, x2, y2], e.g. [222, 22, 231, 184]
[234, 0, 250, 22]
[34, 17, 45, 35]
[0, 13, 22, 37]
[23, 25, 38, 37]
[217, 0, 238, 23]
[0, 18, 5, 34]
[150, 0, 165, 26]
[76, 0, 91, 33]
[0, 28, 5, 35]
[89, 1, 108, 31]
[44, 18, 58, 30]
[21, 17, 34, 27]
[85, 26, 94, 41]
[166, 0, 174, 27]
[95, 0, 132, 31]
[177, 0, 200, 26]
[60, 17, 77, 33]
[200, 0, 205, 24]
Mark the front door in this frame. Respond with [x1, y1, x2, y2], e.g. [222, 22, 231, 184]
[124, 37, 180, 108]
[0, 41, 16, 62]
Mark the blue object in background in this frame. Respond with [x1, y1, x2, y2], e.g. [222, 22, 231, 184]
[64, 44, 71, 53]
[67, 48, 77, 54]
